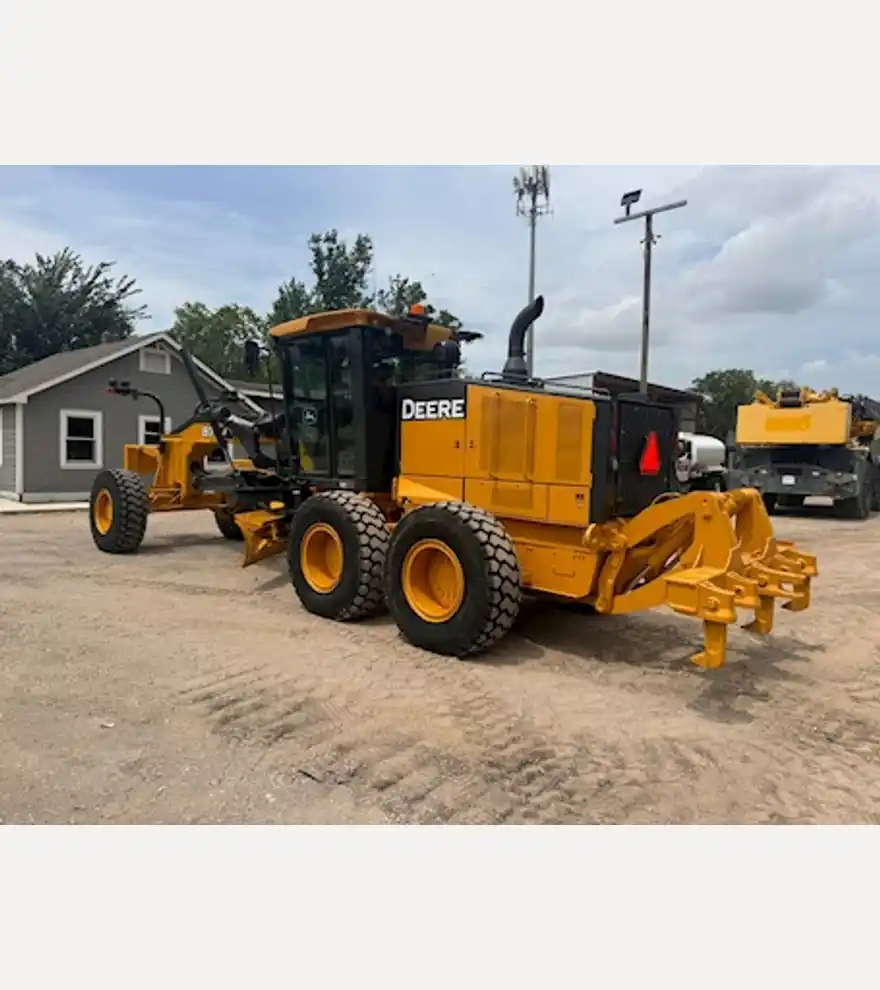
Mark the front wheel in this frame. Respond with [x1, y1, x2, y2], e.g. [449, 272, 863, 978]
[214, 508, 244, 541]
[384, 501, 522, 658]
[89, 469, 149, 554]
[288, 490, 390, 621]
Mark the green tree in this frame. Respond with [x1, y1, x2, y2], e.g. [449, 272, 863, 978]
[266, 229, 462, 331]
[309, 229, 375, 311]
[0, 249, 146, 374]
[376, 274, 462, 330]
[376, 274, 425, 316]
[168, 302, 266, 380]
[691, 369, 797, 440]
[0, 261, 20, 375]
[269, 276, 313, 325]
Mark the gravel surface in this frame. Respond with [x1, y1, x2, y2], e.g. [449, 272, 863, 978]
[2, 503, 878, 824]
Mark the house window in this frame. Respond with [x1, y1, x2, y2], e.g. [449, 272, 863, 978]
[139, 343, 171, 375]
[138, 414, 173, 446]
[60, 410, 103, 469]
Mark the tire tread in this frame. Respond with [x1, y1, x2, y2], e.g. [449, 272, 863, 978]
[90, 468, 149, 554]
[297, 490, 390, 620]
[388, 500, 522, 657]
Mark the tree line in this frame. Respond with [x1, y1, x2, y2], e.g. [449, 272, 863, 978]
[0, 229, 462, 383]
[167, 230, 463, 384]
[0, 233, 799, 440]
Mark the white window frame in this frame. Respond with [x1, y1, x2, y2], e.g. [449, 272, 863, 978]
[60, 409, 103, 470]
[138, 414, 173, 446]
[138, 343, 171, 375]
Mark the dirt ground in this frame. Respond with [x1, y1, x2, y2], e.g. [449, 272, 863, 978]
[2, 503, 879, 825]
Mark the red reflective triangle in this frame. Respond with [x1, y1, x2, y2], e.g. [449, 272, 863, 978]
[639, 431, 662, 475]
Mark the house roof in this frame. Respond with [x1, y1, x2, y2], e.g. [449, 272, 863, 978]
[0, 335, 152, 403]
[0, 331, 264, 414]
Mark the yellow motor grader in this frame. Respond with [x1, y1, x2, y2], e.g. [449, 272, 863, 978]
[88, 298, 817, 669]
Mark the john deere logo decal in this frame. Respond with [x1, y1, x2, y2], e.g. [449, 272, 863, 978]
[401, 397, 466, 421]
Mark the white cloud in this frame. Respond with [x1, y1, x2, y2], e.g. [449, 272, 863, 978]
[2, 165, 880, 397]
[801, 358, 828, 373]
[0, 169, 289, 332]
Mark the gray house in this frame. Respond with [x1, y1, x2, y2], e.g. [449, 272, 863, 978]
[0, 332, 264, 503]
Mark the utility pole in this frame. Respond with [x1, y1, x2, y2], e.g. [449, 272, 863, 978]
[514, 166, 551, 378]
[614, 190, 687, 394]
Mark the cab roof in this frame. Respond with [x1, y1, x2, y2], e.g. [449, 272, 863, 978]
[270, 308, 441, 339]
[269, 307, 483, 343]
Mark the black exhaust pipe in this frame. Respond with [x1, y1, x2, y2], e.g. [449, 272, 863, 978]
[502, 295, 545, 380]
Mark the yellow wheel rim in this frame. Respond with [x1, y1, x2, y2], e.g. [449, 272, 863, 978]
[94, 489, 114, 536]
[402, 539, 465, 623]
[300, 523, 344, 594]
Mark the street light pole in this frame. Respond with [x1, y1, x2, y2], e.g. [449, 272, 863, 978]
[614, 193, 687, 394]
[640, 212, 653, 392]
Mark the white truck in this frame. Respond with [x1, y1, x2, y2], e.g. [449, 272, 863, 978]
[675, 431, 727, 492]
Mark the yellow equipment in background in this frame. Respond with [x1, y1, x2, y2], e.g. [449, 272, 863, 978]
[88, 298, 818, 669]
[733, 386, 880, 518]
[737, 388, 854, 446]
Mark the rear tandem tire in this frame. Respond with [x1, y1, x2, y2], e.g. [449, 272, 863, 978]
[384, 501, 522, 659]
[839, 479, 871, 520]
[214, 509, 244, 541]
[288, 490, 390, 621]
[89, 468, 149, 554]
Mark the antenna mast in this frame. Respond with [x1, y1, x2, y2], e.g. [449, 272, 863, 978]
[513, 165, 552, 379]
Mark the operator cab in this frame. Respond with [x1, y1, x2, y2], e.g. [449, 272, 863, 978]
[257, 305, 481, 492]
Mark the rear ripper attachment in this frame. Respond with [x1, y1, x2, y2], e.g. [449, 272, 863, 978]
[586, 487, 818, 669]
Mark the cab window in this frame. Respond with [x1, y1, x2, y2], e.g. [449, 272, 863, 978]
[329, 335, 355, 477]
[286, 336, 329, 475]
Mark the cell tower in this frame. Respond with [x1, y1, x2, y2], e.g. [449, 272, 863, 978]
[513, 165, 551, 378]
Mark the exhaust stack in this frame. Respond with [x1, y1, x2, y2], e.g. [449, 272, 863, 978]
[502, 295, 545, 380]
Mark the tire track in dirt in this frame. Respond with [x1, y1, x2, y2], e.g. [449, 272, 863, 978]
[176, 659, 428, 806]
[77, 568, 880, 824]
[173, 636, 611, 824]
[176, 664, 350, 747]
[376, 682, 589, 822]
[361, 640, 615, 824]
[153, 513, 880, 827]
[174, 657, 483, 823]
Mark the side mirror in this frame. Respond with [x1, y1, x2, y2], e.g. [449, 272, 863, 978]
[243, 340, 261, 377]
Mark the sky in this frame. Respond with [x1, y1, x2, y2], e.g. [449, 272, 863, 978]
[0, 164, 878, 393]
